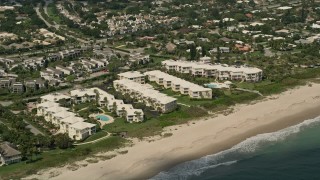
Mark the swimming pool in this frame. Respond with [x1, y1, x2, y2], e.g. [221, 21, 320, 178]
[96, 115, 110, 121]
[205, 84, 218, 88]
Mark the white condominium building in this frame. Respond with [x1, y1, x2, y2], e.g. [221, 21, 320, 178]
[40, 93, 71, 103]
[68, 121, 96, 141]
[118, 71, 146, 84]
[144, 70, 212, 99]
[113, 79, 177, 113]
[161, 60, 263, 82]
[37, 94, 96, 140]
[70, 87, 143, 122]
[70, 89, 96, 104]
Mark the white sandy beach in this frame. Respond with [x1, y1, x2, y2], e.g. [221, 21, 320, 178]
[27, 83, 320, 180]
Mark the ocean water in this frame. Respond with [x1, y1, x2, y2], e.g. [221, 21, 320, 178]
[151, 116, 320, 180]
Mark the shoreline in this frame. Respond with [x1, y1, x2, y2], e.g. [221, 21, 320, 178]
[146, 105, 320, 179]
[27, 84, 320, 180]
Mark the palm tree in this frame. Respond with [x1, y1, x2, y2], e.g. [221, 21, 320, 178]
[103, 97, 109, 107]
[94, 89, 100, 105]
[121, 107, 126, 118]
[134, 111, 142, 122]
[84, 93, 89, 102]
[112, 102, 117, 115]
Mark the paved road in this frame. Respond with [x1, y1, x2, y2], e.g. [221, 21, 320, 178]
[35, 2, 89, 43]
[35, 4, 52, 28]
[75, 71, 109, 82]
[24, 120, 45, 135]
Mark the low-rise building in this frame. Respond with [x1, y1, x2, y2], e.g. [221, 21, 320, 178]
[46, 67, 64, 78]
[37, 94, 97, 140]
[68, 121, 96, 141]
[56, 66, 74, 75]
[0, 78, 15, 89]
[129, 53, 150, 65]
[118, 71, 146, 84]
[145, 70, 212, 99]
[0, 142, 22, 165]
[40, 93, 71, 103]
[11, 82, 24, 93]
[25, 79, 46, 90]
[162, 60, 262, 82]
[113, 79, 177, 113]
[81, 87, 144, 123]
[70, 89, 96, 104]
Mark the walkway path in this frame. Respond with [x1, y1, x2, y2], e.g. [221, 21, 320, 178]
[235, 88, 263, 96]
[177, 103, 191, 107]
[74, 131, 110, 145]
[23, 120, 45, 135]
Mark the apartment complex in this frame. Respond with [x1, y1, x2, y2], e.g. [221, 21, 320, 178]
[37, 93, 96, 141]
[118, 71, 145, 84]
[162, 60, 263, 82]
[144, 70, 212, 99]
[70, 88, 144, 122]
[113, 79, 177, 113]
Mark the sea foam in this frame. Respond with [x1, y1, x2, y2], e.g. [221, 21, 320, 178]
[151, 116, 320, 180]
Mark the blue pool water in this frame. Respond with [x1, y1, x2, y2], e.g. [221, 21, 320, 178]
[205, 84, 218, 88]
[96, 115, 110, 121]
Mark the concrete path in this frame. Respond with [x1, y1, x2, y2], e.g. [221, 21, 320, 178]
[35, 4, 52, 27]
[74, 131, 110, 145]
[23, 120, 45, 135]
[236, 88, 263, 96]
[177, 103, 191, 107]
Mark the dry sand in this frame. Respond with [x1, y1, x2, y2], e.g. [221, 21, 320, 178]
[27, 84, 320, 180]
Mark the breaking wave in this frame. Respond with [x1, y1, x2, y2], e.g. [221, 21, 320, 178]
[151, 116, 320, 180]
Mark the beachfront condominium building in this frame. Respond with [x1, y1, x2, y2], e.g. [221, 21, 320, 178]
[161, 60, 263, 82]
[113, 79, 177, 113]
[68, 121, 96, 141]
[37, 93, 96, 141]
[118, 71, 146, 84]
[40, 93, 71, 103]
[70, 89, 96, 104]
[70, 87, 144, 123]
[145, 70, 212, 99]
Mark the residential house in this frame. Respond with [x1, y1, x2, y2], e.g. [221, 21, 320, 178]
[199, 56, 211, 64]
[56, 66, 74, 75]
[11, 82, 24, 93]
[46, 67, 64, 78]
[0, 142, 22, 165]
[25, 79, 45, 90]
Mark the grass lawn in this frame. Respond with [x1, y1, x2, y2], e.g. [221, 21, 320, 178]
[0, 136, 126, 180]
[81, 130, 109, 143]
[47, 4, 63, 24]
[103, 105, 207, 138]
[155, 84, 261, 108]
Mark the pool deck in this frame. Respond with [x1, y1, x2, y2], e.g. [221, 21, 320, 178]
[90, 114, 114, 127]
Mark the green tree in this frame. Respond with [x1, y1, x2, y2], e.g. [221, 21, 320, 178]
[54, 134, 72, 149]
